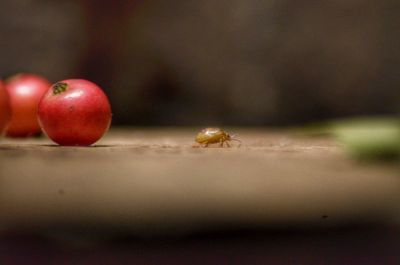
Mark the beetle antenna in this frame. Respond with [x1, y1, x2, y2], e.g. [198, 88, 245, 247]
[229, 134, 242, 147]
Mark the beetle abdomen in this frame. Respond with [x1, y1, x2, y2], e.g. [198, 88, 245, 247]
[195, 127, 227, 144]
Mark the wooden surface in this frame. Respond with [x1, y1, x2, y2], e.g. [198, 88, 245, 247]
[0, 128, 399, 235]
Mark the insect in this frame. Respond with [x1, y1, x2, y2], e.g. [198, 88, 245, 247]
[195, 127, 241, 147]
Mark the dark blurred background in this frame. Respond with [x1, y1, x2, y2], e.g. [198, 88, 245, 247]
[1, 1, 400, 263]
[0, 0, 399, 126]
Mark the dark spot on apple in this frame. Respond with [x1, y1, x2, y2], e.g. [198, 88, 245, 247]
[53, 82, 68, 95]
[321, 215, 328, 219]
[58, 189, 65, 195]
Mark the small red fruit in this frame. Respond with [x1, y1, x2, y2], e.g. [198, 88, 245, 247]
[0, 80, 11, 135]
[5, 73, 51, 137]
[38, 79, 112, 146]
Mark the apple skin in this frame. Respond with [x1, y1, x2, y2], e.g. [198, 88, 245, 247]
[0, 80, 11, 135]
[38, 79, 112, 146]
[5, 73, 51, 137]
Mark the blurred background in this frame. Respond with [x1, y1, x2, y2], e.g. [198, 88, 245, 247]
[1, 1, 400, 264]
[0, 0, 398, 126]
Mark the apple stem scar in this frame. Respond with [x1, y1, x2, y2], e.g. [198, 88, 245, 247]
[53, 82, 68, 95]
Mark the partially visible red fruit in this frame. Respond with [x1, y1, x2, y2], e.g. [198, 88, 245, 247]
[38, 79, 112, 146]
[0, 80, 11, 135]
[5, 73, 51, 137]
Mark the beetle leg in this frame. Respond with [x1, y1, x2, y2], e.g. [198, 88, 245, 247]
[219, 139, 224, 147]
[225, 140, 231, 147]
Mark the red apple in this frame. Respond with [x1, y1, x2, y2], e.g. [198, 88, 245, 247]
[5, 73, 51, 137]
[0, 80, 11, 135]
[38, 79, 112, 146]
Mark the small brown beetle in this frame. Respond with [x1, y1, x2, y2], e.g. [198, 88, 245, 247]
[195, 127, 241, 147]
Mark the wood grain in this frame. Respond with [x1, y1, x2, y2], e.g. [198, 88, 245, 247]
[0, 128, 399, 235]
